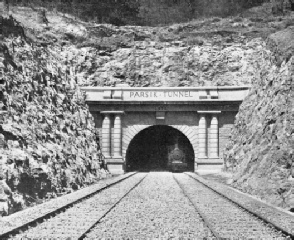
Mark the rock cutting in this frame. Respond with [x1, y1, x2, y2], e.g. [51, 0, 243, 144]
[0, 0, 294, 238]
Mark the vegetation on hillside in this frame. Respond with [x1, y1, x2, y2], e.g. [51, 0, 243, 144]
[1, 0, 286, 25]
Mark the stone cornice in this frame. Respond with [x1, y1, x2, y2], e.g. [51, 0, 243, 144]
[81, 86, 250, 103]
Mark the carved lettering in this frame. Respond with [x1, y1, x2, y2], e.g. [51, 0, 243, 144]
[129, 91, 192, 98]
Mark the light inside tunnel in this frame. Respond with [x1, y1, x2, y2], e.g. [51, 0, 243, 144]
[126, 125, 194, 172]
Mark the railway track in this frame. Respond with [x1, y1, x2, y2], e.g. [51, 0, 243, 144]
[186, 172, 294, 237]
[0, 172, 293, 239]
[84, 172, 214, 239]
[174, 173, 291, 239]
[0, 173, 147, 240]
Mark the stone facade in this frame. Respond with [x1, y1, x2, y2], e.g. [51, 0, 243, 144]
[82, 86, 249, 174]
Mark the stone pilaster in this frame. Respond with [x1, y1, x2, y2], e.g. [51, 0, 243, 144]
[113, 114, 122, 158]
[198, 114, 207, 158]
[101, 114, 111, 158]
[209, 115, 219, 158]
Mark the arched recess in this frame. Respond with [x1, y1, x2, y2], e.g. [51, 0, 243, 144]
[123, 125, 197, 171]
[171, 125, 198, 158]
[122, 125, 152, 158]
[123, 125, 197, 159]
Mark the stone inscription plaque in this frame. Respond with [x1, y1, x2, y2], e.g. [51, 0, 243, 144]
[128, 90, 194, 100]
[82, 86, 250, 102]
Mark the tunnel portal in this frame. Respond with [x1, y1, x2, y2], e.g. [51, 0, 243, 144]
[126, 126, 195, 172]
[82, 86, 250, 174]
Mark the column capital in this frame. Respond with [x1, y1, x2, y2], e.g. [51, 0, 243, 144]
[100, 111, 125, 115]
[197, 111, 221, 114]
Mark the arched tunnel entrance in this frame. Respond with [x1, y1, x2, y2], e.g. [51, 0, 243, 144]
[126, 125, 195, 172]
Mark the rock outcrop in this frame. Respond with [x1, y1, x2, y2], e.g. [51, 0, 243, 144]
[59, 22, 267, 88]
[1, 7, 272, 215]
[78, 38, 264, 87]
[1, 2, 294, 214]
[267, 26, 294, 66]
[0, 17, 108, 215]
[224, 28, 294, 210]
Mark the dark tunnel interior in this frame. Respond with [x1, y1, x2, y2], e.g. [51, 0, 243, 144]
[126, 125, 194, 172]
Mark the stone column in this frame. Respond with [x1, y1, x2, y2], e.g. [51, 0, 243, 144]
[101, 114, 111, 158]
[113, 114, 122, 158]
[198, 114, 207, 158]
[209, 115, 219, 158]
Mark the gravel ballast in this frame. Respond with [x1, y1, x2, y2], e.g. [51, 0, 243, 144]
[177, 173, 289, 239]
[85, 172, 213, 239]
[3, 172, 293, 239]
[8, 173, 146, 239]
[187, 172, 294, 237]
[0, 173, 136, 236]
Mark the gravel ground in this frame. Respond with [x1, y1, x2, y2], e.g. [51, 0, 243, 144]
[85, 172, 214, 239]
[187, 173, 294, 237]
[0, 173, 136, 236]
[9, 173, 147, 239]
[175, 173, 288, 239]
[6, 172, 292, 239]
[198, 172, 233, 185]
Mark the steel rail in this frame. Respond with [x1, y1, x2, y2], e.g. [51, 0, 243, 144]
[0, 172, 138, 239]
[185, 173, 293, 240]
[78, 173, 148, 239]
[172, 173, 221, 240]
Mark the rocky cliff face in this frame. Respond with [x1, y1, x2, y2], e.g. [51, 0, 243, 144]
[8, 3, 292, 88]
[62, 21, 270, 88]
[78, 38, 264, 87]
[0, 18, 108, 214]
[224, 28, 294, 210]
[1, 2, 294, 214]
